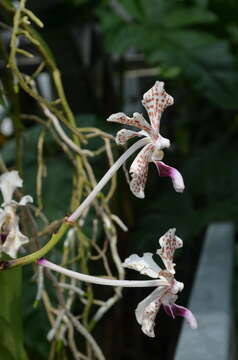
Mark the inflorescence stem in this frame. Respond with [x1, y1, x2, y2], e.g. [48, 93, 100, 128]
[0, 138, 148, 270]
[68, 137, 149, 222]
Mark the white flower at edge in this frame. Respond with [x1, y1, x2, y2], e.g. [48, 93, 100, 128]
[0, 170, 33, 258]
[107, 81, 185, 198]
[122, 228, 197, 337]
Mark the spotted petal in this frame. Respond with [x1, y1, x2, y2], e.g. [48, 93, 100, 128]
[156, 228, 183, 274]
[107, 112, 151, 133]
[163, 304, 197, 329]
[135, 286, 168, 337]
[155, 161, 185, 193]
[115, 129, 141, 145]
[122, 252, 161, 278]
[142, 81, 174, 135]
[129, 143, 154, 198]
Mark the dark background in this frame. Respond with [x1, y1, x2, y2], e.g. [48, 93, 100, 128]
[0, 0, 238, 359]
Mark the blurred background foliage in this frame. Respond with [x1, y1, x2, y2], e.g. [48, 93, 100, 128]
[1, 0, 238, 359]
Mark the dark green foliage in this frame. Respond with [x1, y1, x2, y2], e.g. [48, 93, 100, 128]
[98, 0, 238, 108]
[0, 266, 28, 360]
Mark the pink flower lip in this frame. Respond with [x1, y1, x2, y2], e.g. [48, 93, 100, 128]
[155, 161, 185, 193]
[163, 304, 197, 329]
[36, 258, 46, 265]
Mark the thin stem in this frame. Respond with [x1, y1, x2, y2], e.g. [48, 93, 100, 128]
[42, 106, 93, 157]
[1, 223, 70, 270]
[37, 259, 167, 288]
[90, 291, 120, 328]
[0, 34, 22, 173]
[0, 139, 147, 270]
[68, 138, 149, 222]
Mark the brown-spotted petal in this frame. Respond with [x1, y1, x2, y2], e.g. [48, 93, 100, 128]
[115, 129, 141, 145]
[135, 286, 168, 337]
[129, 143, 154, 198]
[142, 81, 174, 135]
[107, 112, 151, 133]
[156, 228, 183, 274]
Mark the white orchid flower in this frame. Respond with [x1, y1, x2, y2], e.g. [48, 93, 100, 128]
[123, 228, 197, 337]
[67, 81, 183, 222]
[107, 81, 184, 198]
[0, 171, 33, 258]
[36, 229, 197, 339]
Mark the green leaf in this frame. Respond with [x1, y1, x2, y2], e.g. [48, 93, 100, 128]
[104, 23, 144, 54]
[142, 30, 238, 109]
[120, 0, 145, 20]
[193, 0, 208, 8]
[163, 7, 217, 27]
[99, 0, 238, 108]
[0, 317, 17, 360]
[0, 345, 16, 360]
[0, 266, 28, 360]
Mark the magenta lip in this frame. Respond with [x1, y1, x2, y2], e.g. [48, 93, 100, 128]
[36, 258, 46, 265]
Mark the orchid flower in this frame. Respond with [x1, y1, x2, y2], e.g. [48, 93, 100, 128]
[108, 81, 184, 198]
[68, 81, 184, 222]
[0, 171, 33, 258]
[122, 228, 197, 337]
[37, 229, 197, 339]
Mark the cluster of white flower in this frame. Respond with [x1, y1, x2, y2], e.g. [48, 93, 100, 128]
[0, 171, 33, 258]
